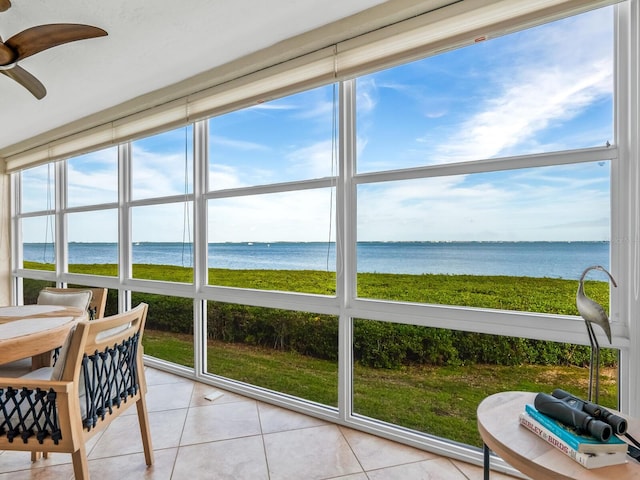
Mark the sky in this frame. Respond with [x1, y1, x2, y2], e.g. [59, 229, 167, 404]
[20, 5, 614, 244]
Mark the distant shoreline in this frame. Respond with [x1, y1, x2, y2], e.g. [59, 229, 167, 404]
[24, 241, 610, 280]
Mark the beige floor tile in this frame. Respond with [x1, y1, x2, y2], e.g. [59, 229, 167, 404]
[452, 459, 520, 479]
[329, 475, 369, 480]
[0, 462, 74, 480]
[89, 408, 186, 459]
[189, 382, 250, 407]
[85, 448, 177, 480]
[0, 450, 73, 472]
[172, 436, 268, 480]
[340, 426, 437, 471]
[180, 401, 261, 445]
[145, 382, 194, 412]
[366, 457, 470, 479]
[0, 430, 106, 475]
[258, 402, 327, 434]
[263, 424, 363, 480]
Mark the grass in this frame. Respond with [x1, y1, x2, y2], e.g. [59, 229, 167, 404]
[144, 328, 617, 448]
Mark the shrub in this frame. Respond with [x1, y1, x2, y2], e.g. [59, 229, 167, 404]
[22, 272, 618, 370]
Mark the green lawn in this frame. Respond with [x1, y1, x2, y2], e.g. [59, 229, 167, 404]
[143, 329, 616, 448]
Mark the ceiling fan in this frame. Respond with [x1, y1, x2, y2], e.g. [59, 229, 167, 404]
[0, 23, 107, 99]
[0, 0, 10, 13]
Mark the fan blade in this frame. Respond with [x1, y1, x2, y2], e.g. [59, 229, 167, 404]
[0, 0, 11, 12]
[0, 42, 15, 65]
[1, 65, 46, 99]
[6, 24, 107, 62]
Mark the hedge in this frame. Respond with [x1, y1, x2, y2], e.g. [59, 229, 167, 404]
[22, 276, 616, 369]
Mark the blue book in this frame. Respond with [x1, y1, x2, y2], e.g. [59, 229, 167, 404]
[524, 404, 627, 453]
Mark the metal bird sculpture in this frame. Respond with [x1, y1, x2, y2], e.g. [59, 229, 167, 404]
[576, 265, 616, 403]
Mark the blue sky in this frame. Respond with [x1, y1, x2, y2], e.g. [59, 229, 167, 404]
[22, 5, 613, 244]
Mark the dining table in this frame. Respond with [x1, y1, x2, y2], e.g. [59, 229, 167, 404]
[0, 304, 88, 369]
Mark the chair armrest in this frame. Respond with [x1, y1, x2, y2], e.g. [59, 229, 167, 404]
[0, 377, 74, 393]
[0, 377, 76, 445]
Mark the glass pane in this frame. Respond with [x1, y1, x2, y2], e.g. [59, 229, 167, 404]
[54, 284, 117, 317]
[21, 164, 54, 213]
[205, 301, 338, 407]
[22, 216, 55, 270]
[67, 147, 118, 207]
[208, 84, 337, 189]
[67, 210, 118, 276]
[22, 279, 55, 304]
[131, 203, 193, 282]
[134, 293, 194, 369]
[356, 161, 611, 310]
[208, 189, 336, 293]
[131, 126, 193, 200]
[352, 319, 619, 448]
[356, 7, 613, 172]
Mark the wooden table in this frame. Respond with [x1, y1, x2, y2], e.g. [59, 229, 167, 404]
[478, 391, 640, 479]
[0, 305, 87, 369]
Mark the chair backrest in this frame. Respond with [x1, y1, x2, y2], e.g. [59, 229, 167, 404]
[41, 287, 108, 320]
[62, 303, 149, 429]
[37, 288, 92, 312]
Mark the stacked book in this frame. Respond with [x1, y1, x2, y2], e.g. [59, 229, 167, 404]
[520, 404, 628, 469]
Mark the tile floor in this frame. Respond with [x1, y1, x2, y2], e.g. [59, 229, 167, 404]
[0, 367, 518, 479]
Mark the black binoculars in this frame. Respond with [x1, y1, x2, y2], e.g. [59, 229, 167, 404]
[534, 389, 627, 442]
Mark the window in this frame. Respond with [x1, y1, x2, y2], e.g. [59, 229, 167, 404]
[20, 164, 54, 214]
[67, 148, 118, 208]
[207, 190, 336, 293]
[355, 7, 613, 313]
[357, 162, 611, 305]
[10, 2, 629, 461]
[132, 126, 193, 200]
[21, 216, 55, 270]
[131, 203, 194, 282]
[205, 301, 339, 407]
[67, 210, 118, 276]
[352, 319, 619, 447]
[208, 86, 338, 189]
[357, 7, 613, 172]
[135, 292, 194, 369]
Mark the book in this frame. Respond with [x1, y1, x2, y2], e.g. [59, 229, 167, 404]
[519, 411, 628, 469]
[524, 404, 628, 454]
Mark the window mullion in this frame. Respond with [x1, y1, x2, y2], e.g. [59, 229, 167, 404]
[118, 142, 132, 312]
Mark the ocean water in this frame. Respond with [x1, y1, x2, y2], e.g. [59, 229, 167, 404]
[23, 241, 610, 280]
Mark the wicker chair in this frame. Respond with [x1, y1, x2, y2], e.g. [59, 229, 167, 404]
[0, 303, 153, 479]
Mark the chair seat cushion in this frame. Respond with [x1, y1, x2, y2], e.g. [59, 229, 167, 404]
[20, 367, 54, 380]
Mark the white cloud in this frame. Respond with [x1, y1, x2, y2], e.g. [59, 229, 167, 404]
[357, 164, 610, 242]
[130, 145, 192, 198]
[210, 135, 270, 151]
[285, 139, 337, 178]
[209, 189, 335, 242]
[429, 10, 612, 162]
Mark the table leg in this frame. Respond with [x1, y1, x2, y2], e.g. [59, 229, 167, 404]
[484, 443, 490, 480]
[31, 351, 53, 370]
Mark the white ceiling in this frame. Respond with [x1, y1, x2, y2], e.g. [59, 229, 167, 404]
[0, 0, 389, 153]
